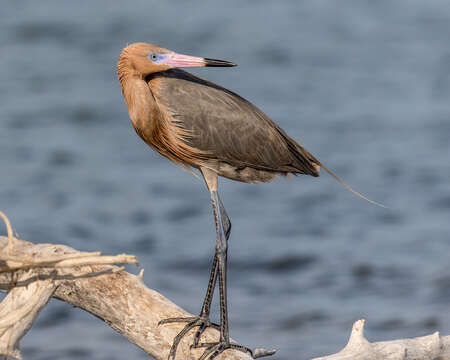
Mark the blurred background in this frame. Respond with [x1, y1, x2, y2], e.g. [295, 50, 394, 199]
[1, 0, 450, 359]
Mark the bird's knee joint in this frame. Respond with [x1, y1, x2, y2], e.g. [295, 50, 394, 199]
[216, 241, 228, 255]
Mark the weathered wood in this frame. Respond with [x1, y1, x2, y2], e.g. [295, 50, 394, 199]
[313, 319, 450, 360]
[0, 236, 253, 360]
[1, 230, 449, 359]
[0, 274, 56, 360]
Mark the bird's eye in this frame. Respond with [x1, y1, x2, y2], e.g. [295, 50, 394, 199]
[149, 53, 158, 62]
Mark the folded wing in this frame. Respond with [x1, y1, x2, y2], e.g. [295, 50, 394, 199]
[148, 69, 319, 177]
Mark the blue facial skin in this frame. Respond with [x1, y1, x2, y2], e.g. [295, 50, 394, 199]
[148, 53, 166, 63]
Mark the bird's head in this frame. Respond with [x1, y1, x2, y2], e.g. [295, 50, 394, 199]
[119, 42, 236, 78]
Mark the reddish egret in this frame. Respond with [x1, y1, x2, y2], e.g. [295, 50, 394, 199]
[117, 42, 379, 360]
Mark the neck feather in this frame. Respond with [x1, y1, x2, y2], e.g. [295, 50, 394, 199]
[117, 49, 135, 88]
[117, 50, 159, 138]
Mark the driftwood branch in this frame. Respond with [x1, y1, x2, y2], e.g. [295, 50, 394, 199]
[313, 319, 450, 360]
[0, 215, 254, 360]
[0, 211, 140, 360]
[0, 273, 56, 360]
[1, 212, 450, 360]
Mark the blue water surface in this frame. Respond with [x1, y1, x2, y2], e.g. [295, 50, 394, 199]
[1, 1, 450, 359]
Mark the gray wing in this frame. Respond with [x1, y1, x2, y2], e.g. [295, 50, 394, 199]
[148, 69, 319, 176]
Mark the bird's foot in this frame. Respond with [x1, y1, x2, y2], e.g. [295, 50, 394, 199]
[196, 341, 276, 360]
[158, 315, 220, 359]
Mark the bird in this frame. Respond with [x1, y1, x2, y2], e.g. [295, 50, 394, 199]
[117, 42, 380, 360]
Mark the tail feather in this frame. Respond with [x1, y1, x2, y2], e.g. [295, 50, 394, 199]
[283, 133, 384, 207]
[317, 162, 385, 208]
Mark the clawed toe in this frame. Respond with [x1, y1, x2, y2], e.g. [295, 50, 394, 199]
[192, 320, 220, 347]
[196, 341, 276, 360]
[158, 315, 220, 359]
[159, 316, 274, 360]
[159, 316, 199, 325]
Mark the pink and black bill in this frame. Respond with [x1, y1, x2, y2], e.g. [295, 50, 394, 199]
[203, 58, 236, 67]
[149, 52, 236, 67]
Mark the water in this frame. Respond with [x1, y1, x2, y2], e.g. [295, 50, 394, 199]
[1, 1, 450, 359]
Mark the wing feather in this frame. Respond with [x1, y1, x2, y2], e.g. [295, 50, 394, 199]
[147, 69, 319, 176]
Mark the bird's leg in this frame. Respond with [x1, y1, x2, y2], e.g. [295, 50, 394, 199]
[196, 196, 230, 327]
[160, 167, 274, 359]
[159, 256, 220, 360]
[195, 190, 276, 360]
[211, 190, 229, 343]
[158, 190, 231, 359]
[188, 196, 232, 346]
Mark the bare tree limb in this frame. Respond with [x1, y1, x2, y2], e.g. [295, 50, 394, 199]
[313, 319, 450, 360]
[0, 234, 254, 360]
[1, 210, 449, 360]
[0, 273, 56, 360]
[0, 212, 15, 256]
